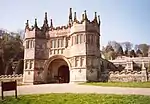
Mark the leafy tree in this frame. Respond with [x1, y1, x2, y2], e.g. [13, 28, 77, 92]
[0, 31, 24, 75]
[5, 61, 13, 75]
[15, 59, 24, 74]
[0, 56, 4, 75]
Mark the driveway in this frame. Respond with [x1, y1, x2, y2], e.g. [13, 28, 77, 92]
[1, 83, 150, 96]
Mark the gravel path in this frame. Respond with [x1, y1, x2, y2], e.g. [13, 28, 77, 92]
[1, 83, 150, 96]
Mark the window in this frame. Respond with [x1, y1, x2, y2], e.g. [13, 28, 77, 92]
[80, 34, 83, 43]
[29, 61, 33, 69]
[80, 57, 84, 67]
[30, 40, 32, 48]
[88, 36, 90, 44]
[91, 35, 93, 44]
[25, 61, 28, 69]
[73, 36, 76, 45]
[58, 39, 60, 48]
[50, 40, 53, 48]
[33, 40, 35, 48]
[76, 35, 79, 44]
[75, 57, 79, 67]
[54, 40, 56, 48]
[84, 34, 86, 42]
[26, 41, 29, 48]
[61, 39, 63, 47]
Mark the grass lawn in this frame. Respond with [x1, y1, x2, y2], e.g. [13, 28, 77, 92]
[80, 82, 150, 88]
[0, 93, 150, 104]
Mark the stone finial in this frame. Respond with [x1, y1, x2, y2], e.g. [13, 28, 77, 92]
[68, 8, 73, 26]
[69, 8, 73, 20]
[50, 19, 53, 28]
[34, 18, 38, 28]
[80, 13, 84, 22]
[94, 12, 97, 22]
[25, 20, 29, 29]
[84, 10, 88, 20]
[44, 12, 48, 24]
[98, 15, 101, 26]
[42, 12, 49, 29]
[74, 12, 77, 22]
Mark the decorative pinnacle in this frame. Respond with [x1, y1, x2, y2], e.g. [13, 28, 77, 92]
[26, 20, 29, 27]
[84, 10, 87, 20]
[45, 12, 47, 18]
[34, 18, 38, 27]
[69, 8, 72, 20]
[43, 12, 49, 29]
[98, 15, 101, 25]
[94, 12, 97, 20]
[44, 12, 48, 23]
[50, 19, 53, 28]
[74, 12, 77, 21]
[82, 14, 84, 21]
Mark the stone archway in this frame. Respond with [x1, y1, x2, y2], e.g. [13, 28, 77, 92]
[43, 55, 71, 83]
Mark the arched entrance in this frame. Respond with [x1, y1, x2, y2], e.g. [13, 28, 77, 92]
[58, 65, 70, 83]
[46, 58, 70, 83]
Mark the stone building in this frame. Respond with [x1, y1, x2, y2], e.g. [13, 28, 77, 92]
[109, 56, 150, 71]
[23, 8, 101, 84]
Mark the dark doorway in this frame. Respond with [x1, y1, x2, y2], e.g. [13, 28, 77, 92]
[58, 65, 69, 83]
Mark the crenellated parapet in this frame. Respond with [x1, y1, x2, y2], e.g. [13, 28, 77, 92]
[109, 71, 142, 75]
[24, 8, 101, 35]
[0, 74, 23, 78]
[0, 74, 23, 85]
[101, 70, 149, 82]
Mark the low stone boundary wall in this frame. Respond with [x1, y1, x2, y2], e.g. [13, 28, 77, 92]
[101, 71, 150, 82]
[0, 74, 23, 85]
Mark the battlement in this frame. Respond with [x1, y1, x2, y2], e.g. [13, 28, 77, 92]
[101, 70, 150, 82]
[109, 71, 143, 75]
[0, 74, 23, 78]
[0, 74, 23, 85]
[25, 8, 101, 33]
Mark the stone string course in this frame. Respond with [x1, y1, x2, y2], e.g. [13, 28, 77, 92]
[0, 74, 23, 85]
[101, 70, 150, 82]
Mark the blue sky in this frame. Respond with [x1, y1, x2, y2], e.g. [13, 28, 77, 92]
[0, 0, 150, 47]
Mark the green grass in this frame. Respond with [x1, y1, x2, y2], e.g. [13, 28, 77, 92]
[0, 93, 150, 104]
[80, 82, 150, 88]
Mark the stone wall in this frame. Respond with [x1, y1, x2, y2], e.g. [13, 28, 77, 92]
[101, 70, 150, 82]
[0, 74, 23, 85]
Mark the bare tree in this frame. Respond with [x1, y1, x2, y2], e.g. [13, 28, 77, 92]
[137, 44, 149, 57]
[121, 42, 133, 51]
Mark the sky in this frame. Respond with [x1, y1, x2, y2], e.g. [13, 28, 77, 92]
[0, 0, 150, 47]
